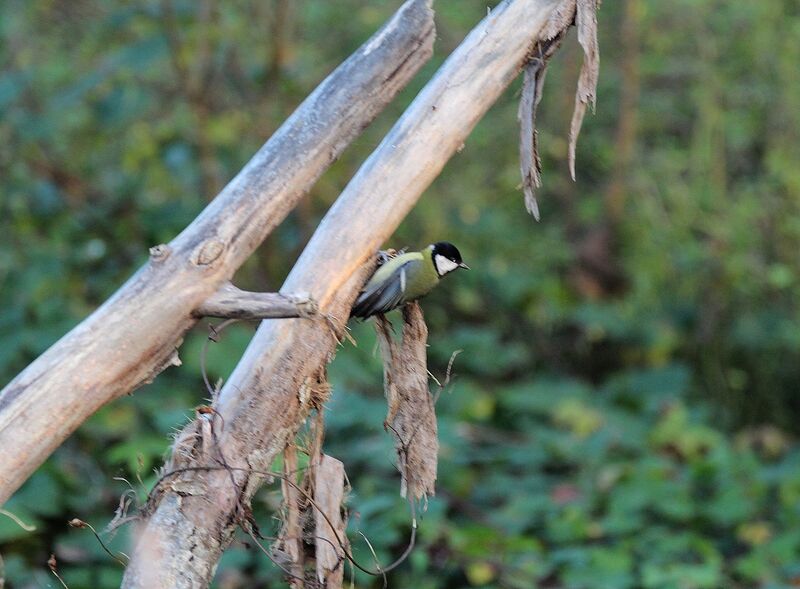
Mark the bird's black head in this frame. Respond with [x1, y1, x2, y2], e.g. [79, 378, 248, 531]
[431, 241, 469, 276]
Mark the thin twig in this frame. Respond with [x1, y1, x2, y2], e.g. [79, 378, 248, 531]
[357, 531, 388, 589]
[47, 555, 69, 589]
[0, 508, 36, 532]
[105, 486, 137, 537]
[67, 519, 128, 566]
[443, 349, 462, 387]
[205, 412, 244, 515]
[200, 318, 241, 399]
[432, 349, 462, 404]
[243, 525, 303, 582]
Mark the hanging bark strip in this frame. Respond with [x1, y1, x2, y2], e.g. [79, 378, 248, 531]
[313, 455, 349, 588]
[518, 34, 566, 220]
[375, 303, 438, 501]
[123, 1, 566, 586]
[0, 0, 436, 507]
[569, 0, 601, 180]
[518, 0, 600, 217]
[280, 444, 305, 587]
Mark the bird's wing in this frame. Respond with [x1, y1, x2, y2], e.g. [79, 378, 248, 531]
[364, 251, 423, 289]
[351, 259, 415, 318]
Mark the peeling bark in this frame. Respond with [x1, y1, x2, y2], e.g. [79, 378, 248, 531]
[281, 444, 305, 587]
[0, 0, 436, 507]
[518, 34, 565, 220]
[375, 303, 438, 501]
[123, 1, 563, 586]
[569, 0, 601, 180]
[517, 0, 600, 216]
[314, 455, 348, 588]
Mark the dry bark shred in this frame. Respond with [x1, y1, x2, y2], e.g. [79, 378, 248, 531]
[519, 0, 600, 218]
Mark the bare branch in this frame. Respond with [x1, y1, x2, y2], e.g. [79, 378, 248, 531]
[123, 1, 563, 585]
[195, 282, 317, 320]
[0, 0, 436, 507]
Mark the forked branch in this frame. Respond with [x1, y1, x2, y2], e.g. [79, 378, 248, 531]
[123, 1, 567, 586]
[0, 0, 436, 507]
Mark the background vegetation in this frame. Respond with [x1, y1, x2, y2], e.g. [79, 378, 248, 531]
[2, 0, 800, 587]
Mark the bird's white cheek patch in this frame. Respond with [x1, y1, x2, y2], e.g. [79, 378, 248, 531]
[435, 254, 459, 275]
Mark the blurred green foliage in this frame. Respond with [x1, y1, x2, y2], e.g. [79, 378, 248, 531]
[2, 0, 800, 587]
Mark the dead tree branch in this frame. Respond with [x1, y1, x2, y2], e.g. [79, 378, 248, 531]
[0, 0, 436, 507]
[195, 282, 317, 320]
[122, 1, 564, 586]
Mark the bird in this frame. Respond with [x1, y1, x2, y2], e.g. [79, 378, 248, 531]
[351, 241, 469, 319]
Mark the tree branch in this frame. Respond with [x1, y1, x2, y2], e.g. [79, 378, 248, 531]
[123, 0, 562, 586]
[195, 283, 317, 320]
[0, 0, 436, 507]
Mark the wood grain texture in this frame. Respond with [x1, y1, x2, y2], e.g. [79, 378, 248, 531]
[0, 0, 436, 507]
[314, 455, 348, 588]
[123, 0, 560, 586]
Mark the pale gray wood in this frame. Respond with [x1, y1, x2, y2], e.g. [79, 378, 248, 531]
[123, 0, 561, 586]
[195, 282, 317, 319]
[314, 455, 348, 588]
[0, 0, 435, 507]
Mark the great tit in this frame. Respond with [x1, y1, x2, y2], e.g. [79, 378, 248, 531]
[351, 241, 469, 319]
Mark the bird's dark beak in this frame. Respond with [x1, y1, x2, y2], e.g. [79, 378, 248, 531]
[459, 262, 470, 270]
